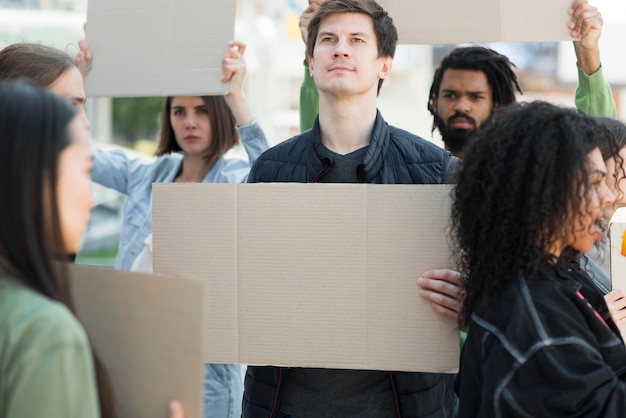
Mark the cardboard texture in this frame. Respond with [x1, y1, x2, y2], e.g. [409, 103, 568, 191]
[153, 183, 459, 373]
[84, 0, 236, 97]
[377, 0, 572, 44]
[69, 264, 206, 418]
[610, 209, 626, 340]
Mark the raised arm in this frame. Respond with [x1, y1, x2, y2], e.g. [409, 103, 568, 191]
[569, 0, 617, 117]
[222, 40, 255, 127]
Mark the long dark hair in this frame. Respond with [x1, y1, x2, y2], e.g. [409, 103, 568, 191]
[0, 80, 115, 418]
[452, 101, 613, 328]
[597, 116, 626, 204]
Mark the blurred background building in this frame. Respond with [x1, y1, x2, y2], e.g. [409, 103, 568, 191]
[1, 0, 625, 264]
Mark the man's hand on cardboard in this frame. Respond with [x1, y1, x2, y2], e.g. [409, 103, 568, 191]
[605, 289, 626, 330]
[299, 0, 323, 44]
[418, 269, 464, 324]
[569, 0, 603, 75]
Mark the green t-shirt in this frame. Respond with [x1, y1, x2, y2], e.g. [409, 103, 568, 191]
[575, 64, 617, 118]
[0, 271, 100, 418]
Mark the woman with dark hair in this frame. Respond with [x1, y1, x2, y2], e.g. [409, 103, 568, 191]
[88, 41, 266, 417]
[0, 79, 113, 417]
[0, 79, 187, 418]
[584, 118, 626, 329]
[453, 100, 626, 417]
[91, 41, 270, 281]
[0, 82, 112, 418]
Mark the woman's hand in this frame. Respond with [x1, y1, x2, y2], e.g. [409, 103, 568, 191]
[222, 41, 254, 126]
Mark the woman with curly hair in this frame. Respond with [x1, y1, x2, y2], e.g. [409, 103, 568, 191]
[453, 101, 626, 417]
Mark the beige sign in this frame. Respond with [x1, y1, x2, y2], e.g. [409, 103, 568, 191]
[378, 0, 572, 44]
[84, 0, 236, 97]
[70, 264, 206, 418]
[153, 183, 459, 373]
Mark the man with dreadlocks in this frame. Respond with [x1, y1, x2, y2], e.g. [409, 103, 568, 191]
[427, 0, 615, 159]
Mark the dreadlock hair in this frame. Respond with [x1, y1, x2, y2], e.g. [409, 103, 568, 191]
[427, 46, 522, 133]
[452, 101, 613, 329]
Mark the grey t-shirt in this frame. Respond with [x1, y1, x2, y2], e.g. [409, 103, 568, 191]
[280, 143, 396, 417]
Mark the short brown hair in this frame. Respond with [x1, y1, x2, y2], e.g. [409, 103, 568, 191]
[305, 0, 397, 93]
[155, 96, 240, 168]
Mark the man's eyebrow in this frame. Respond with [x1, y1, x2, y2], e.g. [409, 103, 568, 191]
[318, 30, 336, 38]
[318, 30, 369, 37]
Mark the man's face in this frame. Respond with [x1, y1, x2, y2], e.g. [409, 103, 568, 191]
[308, 12, 391, 98]
[433, 69, 493, 157]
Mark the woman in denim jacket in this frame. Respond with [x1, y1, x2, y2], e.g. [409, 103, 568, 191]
[89, 41, 269, 418]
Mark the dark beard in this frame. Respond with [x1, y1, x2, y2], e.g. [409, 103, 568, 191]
[435, 113, 479, 156]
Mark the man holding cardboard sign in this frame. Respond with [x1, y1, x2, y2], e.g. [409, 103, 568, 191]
[243, 0, 460, 417]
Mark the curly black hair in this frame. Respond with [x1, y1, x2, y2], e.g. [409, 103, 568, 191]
[452, 101, 616, 328]
[596, 116, 626, 205]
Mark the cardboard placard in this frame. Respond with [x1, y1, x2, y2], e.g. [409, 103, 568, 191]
[153, 183, 459, 373]
[69, 264, 206, 418]
[84, 0, 236, 97]
[377, 0, 572, 44]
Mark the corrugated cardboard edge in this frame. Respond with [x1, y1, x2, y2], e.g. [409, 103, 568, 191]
[69, 264, 206, 417]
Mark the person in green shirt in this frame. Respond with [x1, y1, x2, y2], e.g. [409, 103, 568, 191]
[0, 80, 188, 418]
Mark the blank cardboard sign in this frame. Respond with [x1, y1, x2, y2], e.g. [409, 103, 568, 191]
[377, 0, 572, 44]
[85, 0, 236, 97]
[153, 183, 459, 373]
[69, 264, 206, 418]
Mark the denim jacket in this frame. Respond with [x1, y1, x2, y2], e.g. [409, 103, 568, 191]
[92, 120, 269, 271]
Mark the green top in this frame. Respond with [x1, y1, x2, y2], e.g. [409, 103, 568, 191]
[298, 62, 617, 132]
[0, 271, 100, 418]
[575, 64, 617, 118]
